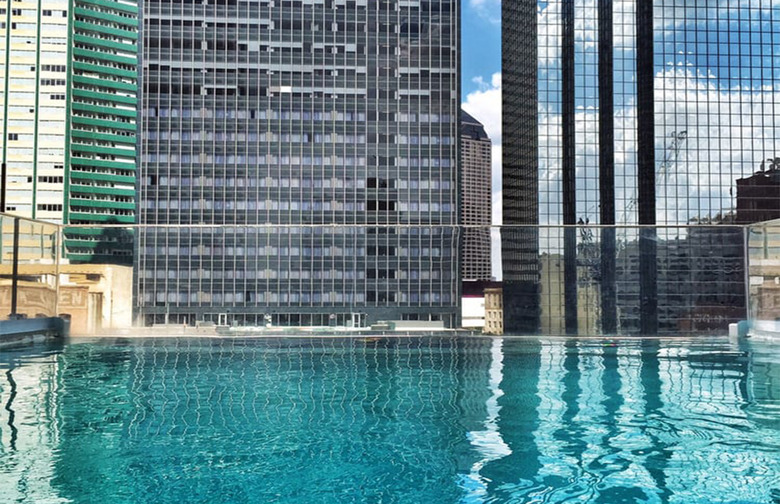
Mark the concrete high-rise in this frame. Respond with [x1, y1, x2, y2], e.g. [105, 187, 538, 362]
[460, 109, 491, 282]
[136, 1, 461, 327]
[0, 0, 139, 261]
[502, 1, 779, 334]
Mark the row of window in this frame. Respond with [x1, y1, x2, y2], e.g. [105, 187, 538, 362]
[73, 55, 135, 73]
[139, 226, 454, 236]
[140, 269, 449, 281]
[144, 176, 452, 189]
[71, 109, 135, 124]
[41, 64, 66, 72]
[141, 245, 452, 258]
[39, 176, 64, 183]
[142, 199, 454, 212]
[142, 153, 452, 167]
[73, 15, 133, 36]
[78, 3, 135, 22]
[0, 8, 66, 16]
[145, 132, 451, 145]
[37, 203, 62, 212]
[145, 107, 451, 123]
[139, 291, 452, 305]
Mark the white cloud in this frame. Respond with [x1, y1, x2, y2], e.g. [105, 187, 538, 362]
[469, 0, 501, 24]
[538, 0, 562, 67]
[656, 0, 775, 32]
[653, 67, 780, 224]
[536, 67, 780, 230]
[463, 73, 502, 145]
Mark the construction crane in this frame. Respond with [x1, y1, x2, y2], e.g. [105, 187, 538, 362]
[619, 130, 689, 224]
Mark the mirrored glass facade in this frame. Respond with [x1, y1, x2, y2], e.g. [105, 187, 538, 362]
[503, 0, 779, 334]
[137, 1, 460, 327]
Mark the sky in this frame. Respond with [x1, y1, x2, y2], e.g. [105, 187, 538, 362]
[461, 0, 501, 97]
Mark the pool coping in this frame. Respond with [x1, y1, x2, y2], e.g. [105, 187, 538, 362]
[66, 330, 740, 341]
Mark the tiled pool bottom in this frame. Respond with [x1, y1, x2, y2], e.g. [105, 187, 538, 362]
[1, 338, 779, 504]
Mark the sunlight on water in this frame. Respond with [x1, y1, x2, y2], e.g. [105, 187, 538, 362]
[1, 337, 779, 503]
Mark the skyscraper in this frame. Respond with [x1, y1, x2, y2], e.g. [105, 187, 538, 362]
[136, 1, 460, 327]
[0, 0, 138, 261]
[460, 109, 491, 282]
[503, 1, 779, 334]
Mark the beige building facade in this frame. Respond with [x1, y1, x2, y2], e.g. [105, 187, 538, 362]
[484, 287, 503, 335]
[0, 0, 69, 220]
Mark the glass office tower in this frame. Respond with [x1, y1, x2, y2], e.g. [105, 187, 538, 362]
[136, 1, 460, 327]
[503, 1, 779, 334]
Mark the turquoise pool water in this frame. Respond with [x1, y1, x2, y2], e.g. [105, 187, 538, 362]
[1, 337, 779, 503]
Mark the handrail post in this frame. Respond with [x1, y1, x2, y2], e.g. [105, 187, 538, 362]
[10, 217, 19, 316]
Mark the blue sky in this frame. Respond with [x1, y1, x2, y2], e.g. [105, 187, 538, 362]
[461, 0, 501, 96]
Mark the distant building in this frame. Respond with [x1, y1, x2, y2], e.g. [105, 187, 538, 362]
[483, 287, 503, 335]
[0, 1, 139, 261]
[737, 169, 780, 224]
[460, 110, 492, 283]
[462, 280, 500, 330]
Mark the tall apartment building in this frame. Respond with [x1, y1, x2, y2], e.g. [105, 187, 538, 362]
[136, 1, 460, 327]
[503, 1, 779, 334]
[460, 109, 491, 282]
[0, 0, 138, 261]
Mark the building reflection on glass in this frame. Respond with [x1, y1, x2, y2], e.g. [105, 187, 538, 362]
[502, 1, 779, 335]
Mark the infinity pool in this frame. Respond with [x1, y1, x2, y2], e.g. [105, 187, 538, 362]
[1, 337, 779, 503]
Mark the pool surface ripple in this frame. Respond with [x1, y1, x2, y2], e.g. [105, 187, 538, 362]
[1, 336, 779, 503]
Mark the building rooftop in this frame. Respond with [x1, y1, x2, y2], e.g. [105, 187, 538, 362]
[460, 110, 490, 142]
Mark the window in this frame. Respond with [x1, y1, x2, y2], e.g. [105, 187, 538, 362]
[37, 203, 62, 212]
[38, 175, 63, 184]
